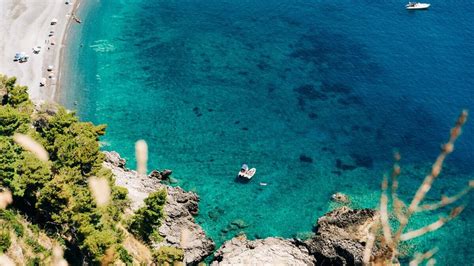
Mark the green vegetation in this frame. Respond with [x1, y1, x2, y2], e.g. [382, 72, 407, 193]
[129, 189, 167, 243]
[0, 75, 180, 264]
[0, 229, 11, 253]
[116, 245, 133, 265]
[153, 246, 184, 265]
[0, 209, 53, 262]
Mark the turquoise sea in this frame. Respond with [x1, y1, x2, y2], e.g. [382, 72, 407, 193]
[62, 0, 473, 263]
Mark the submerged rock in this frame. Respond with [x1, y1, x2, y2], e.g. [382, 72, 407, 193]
[331, 192, 350, 204]
[350, 153, 374, 169]
[230, 219, 249, 229]
[300, 154, 314, 163]
[212, 235, 315, 265]
[336, 159, 357, 171]
[103, 151, 215, 264]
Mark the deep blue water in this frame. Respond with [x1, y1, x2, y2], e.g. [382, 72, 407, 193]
[62, 0, 473, 263]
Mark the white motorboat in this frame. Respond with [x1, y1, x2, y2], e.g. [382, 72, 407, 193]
[406, 2, 430, 10]
[237, 164, 256, 180]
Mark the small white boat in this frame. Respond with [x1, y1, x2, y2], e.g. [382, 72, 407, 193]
[237, 164, 256, 180]
[406, 2, 430, 10]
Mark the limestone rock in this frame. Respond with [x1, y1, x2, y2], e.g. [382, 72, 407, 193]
[103, 151, 215, 264]
[331, 192, 350, 204]
[104, 151, 126, 169]
[305, 207, 391, 265]
[212, 235, 316, 265]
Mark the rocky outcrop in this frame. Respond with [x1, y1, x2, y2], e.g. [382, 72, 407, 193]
[104, 151, 389, 264]
[212, 235, 316, 265]
[305, 206, 390, 265]
[103, 151, 215, 264]
[331, 192, 350, 204]
[212, 207, 390, 265]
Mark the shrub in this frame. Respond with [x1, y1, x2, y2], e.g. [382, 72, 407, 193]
[0, 75, 131, 263]
[0, 210, 24, 237]
[129, 189, 167, 243]
[0, 74, 30, 108]
[0, 105, 28, 135]
[153, 246, 184, 265]
[25, 237, 46, 253]
[117, 245, 133, 265]
[0, 230, 11, 253]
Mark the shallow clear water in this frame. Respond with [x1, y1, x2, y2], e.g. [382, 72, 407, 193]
[63, 0, 473, 263]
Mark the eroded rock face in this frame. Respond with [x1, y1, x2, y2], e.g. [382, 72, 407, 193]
[305, 207, 390, 265]
[212, 235, 316, 266]
[103, 151, 215, 264]
[212, 207, 390, 266]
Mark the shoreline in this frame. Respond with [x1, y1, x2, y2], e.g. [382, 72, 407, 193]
[0, 0, 82, 102]
[55, 0, 83, 103]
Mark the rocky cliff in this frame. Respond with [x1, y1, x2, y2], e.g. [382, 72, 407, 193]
[103, 151, 215, 264]
[212, 235, 315, 265]
[212, 207, 389, 265]
[103, 151, 389, 265]
[304, 206, 390, 265]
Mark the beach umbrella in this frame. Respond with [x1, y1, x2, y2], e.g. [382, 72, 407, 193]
[51, 18, 58, 25]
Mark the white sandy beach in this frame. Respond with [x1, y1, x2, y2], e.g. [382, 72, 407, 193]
[0, 0, 79, 101]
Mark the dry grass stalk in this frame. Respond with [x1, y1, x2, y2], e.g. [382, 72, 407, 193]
[180, 228, 191, 249]
[390, 153, 408, 224]
[13, 133, 49, 162]
[362, 222, 380, 264]
[88, 177, 111, 207]
[52, 245, 68, 266]
[0, 255, 15, 266]
[417, 183, 471, 212]
[365, 110, 470, 265]
[408, 247, 439, 266]
[380, 176, 392, 245]
[0, 189, 13, 209]
[400, 206, 464, 241]
[392, 110, 468, 246]
[135, 140, 148, 176]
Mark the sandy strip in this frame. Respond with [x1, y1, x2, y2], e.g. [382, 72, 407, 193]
[0, 0, 80, 101]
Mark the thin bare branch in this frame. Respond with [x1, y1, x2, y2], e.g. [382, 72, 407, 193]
[401, 206, 465, 241]
[409, 247, 439, 266]
[362, 222, 380, 265]
[393, 110, 468, 246]
[417, 185, 471, 212]
[390, 153, 407, 223]
[380, 176, 392, 245]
